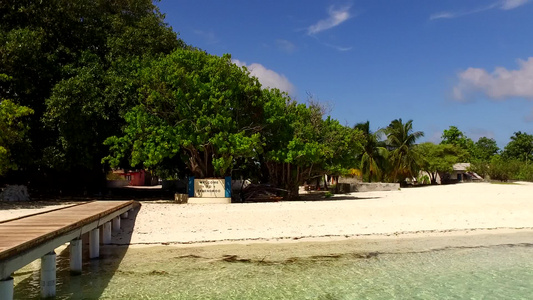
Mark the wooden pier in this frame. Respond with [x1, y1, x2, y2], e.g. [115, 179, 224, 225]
[0, 200, 135, 299]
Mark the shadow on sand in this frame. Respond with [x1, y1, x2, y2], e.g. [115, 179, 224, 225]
[13, 203, 140, 299]
[296, 193, 383, 202]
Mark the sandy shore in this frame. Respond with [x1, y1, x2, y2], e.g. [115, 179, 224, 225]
[126, 182, 533, 245]
[2, 182, 533, 246]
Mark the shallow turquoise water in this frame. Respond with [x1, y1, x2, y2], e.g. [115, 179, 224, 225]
[13, 242, 533, 299]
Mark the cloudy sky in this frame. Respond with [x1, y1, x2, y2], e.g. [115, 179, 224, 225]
[158, 0, 533, 147]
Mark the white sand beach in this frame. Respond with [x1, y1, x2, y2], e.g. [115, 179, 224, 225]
[3, 182, 533, 246]
[127, 182, 533, 245]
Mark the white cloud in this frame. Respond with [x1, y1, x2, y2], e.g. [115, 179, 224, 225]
[276, 39, 296, 53]
[429, 12, 456, 20]
[323, 43, 352, 52]
[501, 0, 530, 10]
[232, 59, 295, 94]
[453, 57, 533, 101]
[430, 0, 528, 20]
[307, 5, 352, 35]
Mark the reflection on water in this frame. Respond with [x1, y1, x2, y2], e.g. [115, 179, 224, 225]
[13, 242, 533, 299]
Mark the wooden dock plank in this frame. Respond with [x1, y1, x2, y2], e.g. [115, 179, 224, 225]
[0, 200, 134, 262]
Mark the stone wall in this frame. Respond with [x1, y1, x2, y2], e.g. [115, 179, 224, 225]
[337, 177, 361, 185]
[338, 177, 399, 192]
[0, 185, 31, 202]
[351, 182, 400, 192]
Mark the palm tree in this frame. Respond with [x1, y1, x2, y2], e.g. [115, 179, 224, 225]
[354, 121, 388, 182]
[384, 119, 424, 183]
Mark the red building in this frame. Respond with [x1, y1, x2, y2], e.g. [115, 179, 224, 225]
[114, 170, 157, 186]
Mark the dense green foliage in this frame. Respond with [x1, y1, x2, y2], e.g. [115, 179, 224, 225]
[262, 101, 363, 198]
[384, 119, 424, 183]
[104, 50, 266, 178]
[1, 0, 185, 190]
[440, 126, 474, 151]
[501, 132, 533, 163]
[0, 99, 33, 175]
[354, 121, 387, 183]
[417, 143, 467, 184]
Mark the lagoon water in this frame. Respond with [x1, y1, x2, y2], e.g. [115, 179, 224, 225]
[13, 238, 533, 299]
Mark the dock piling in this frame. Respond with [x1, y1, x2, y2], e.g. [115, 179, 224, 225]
[112, 216, 121, 233]
[102, 222, 112, 245]
[70, 239, 82, 275]
[0, 201, 134, 297]
[0, 277, 14, 300]
[40, 251, 56, 298]
[89, 228, 100, 259]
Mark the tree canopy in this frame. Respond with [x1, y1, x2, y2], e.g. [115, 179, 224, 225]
[354, 121, 387, 182]
[417, 142, 467, 184]
[1, 0, 186, 190]
[384, 119, 424, 183]
[0, 99, 33, 175]
[501, 131, 533, 163]
[104, 50, 266, 178]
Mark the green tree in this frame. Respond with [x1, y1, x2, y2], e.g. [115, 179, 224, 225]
[322, 118, 363, 190]
[104, 50, 266, 178]
[471, 137, 499, 161]
[384, 119, 424, 183]
[261, 98, 363, 199]
[354, 121, 388, 182]
[417, 142, 467, 184]
[440, 126, 474, 158]
[501, 131, 533, 164]
[0, 99, 33, 175]
[487, 155, 520, 182]
[1, 0, 184, 190]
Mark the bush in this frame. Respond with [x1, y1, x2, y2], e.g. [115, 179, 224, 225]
[487, 157, 521, 182]
[517, 164, 533, 181]
[417, 175, 430, 185]
[106, 172, 127, 181]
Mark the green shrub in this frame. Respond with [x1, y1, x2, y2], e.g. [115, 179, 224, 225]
[417, 175, 430, 185]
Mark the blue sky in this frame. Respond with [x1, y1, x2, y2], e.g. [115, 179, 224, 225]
[157, 0, 533, 148]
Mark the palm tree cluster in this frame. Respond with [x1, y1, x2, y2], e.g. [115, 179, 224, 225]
[354, 118, 424, 184]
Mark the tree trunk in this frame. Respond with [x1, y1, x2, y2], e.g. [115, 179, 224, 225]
[430, 172, 437, 185]
[285, 165, 299, 201]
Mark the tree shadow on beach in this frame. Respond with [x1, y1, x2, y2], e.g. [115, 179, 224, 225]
[328, 196, 382, 201]
[295, 193, 383, 202]
[13, 203, 141, 299]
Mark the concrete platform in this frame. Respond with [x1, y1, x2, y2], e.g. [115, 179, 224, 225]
[187, 197, 231, 204]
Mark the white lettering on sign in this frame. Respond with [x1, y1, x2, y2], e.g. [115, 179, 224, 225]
[194, 178, 225, 197]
